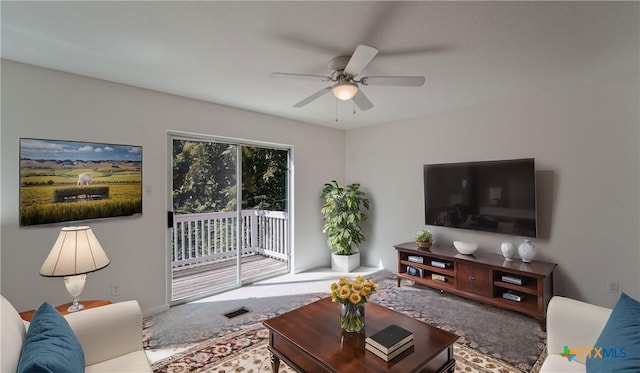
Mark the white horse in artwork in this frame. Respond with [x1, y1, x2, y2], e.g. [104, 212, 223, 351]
[77, 172, 92, 185]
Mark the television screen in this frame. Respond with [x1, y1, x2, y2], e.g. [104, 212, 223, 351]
[424, 158, 537, 237]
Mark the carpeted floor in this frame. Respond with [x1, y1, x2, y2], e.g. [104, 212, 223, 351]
[143, 292, 326, 349]
[145, 270, 546, 372]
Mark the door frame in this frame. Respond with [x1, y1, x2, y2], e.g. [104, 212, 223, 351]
[166, 130, 293, 306]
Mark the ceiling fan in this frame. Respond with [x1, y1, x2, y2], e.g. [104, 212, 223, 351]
[269, 44, 426, 111]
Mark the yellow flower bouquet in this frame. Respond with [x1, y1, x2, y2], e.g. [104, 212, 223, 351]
[330, 276, 378, 332]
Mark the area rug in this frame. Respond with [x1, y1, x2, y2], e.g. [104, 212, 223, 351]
[151, 322, 533, 373]
[145, 271, 546, 371]
[373, 275, 547, 371]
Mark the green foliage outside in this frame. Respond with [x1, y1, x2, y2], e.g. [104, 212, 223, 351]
[172, 140, 287, 214]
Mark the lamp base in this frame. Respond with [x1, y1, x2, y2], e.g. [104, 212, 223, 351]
[64, 274, 87, 313]
[67, 302, 85, 313]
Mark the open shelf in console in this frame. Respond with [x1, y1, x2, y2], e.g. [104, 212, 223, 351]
[399, 260, 455, 277]
[494, 291, 538, 311]
[397, 272, 455, 291]
[493, 271, 538, 296]
[397, 247, 457, 291]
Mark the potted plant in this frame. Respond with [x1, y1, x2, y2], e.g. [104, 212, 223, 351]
[415, 229, 433, 249]
[321, 180, 370, 272]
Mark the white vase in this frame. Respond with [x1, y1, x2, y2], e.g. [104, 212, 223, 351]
[500, 242, 516, 261]
[518, 240, 536, 263]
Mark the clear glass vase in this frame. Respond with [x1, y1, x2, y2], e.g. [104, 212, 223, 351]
[340, 302, 365, 332]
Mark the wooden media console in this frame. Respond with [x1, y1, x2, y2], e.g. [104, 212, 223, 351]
[395, 242, 557, 330]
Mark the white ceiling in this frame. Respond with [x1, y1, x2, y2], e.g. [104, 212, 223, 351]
[1, 1, 637, 129]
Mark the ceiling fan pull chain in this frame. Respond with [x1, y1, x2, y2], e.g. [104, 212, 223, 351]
[353, 101, 356, 115]
[335, 98, 339, 122]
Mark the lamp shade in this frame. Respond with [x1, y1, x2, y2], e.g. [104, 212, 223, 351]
[40, 226, 110, 277]
[332, 81, 358, 101]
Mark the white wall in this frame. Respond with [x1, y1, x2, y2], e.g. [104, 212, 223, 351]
[346, 71, 639, 308]
[2, 56, 638, 313]
[1, 60, 344, 312]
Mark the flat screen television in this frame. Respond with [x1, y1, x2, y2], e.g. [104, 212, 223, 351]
[424, 158, 537, 237]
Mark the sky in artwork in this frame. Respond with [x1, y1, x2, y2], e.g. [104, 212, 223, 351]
[20, 138, 142, 161]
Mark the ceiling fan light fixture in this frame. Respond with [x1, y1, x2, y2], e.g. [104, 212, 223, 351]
[332, 81, 358, 101]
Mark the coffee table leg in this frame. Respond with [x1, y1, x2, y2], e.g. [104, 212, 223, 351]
[270, 353, 281, 373]
[447, 345, 456, 373]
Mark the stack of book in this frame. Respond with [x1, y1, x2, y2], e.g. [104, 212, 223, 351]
[365, 324, 414, 362]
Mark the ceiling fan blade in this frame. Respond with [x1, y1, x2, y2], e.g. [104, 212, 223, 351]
[361, 76, 426, 87]
[270, 72, 330, 82]
[352, 90, 374, 111]
[344, 45, 379, 76]
[293, 87, 331, 108]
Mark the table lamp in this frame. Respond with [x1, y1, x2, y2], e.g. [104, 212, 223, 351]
[40, 226, 110, 312]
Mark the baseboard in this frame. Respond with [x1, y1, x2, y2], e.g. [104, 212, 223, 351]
[143, 303, 169, 318]
[293, 263, 322, 274]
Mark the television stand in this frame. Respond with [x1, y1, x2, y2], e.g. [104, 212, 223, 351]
[395, 242, 556, 330]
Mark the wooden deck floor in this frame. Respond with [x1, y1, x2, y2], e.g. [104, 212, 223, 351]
[171, 254, 288, 301]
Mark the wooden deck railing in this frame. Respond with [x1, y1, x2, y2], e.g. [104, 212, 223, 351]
[172, 209, 288, 268]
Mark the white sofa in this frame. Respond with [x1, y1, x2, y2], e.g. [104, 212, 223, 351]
[2, 295, 152, 373]
[539, 296, 612, 373]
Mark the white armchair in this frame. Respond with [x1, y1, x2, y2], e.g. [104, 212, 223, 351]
[539, 296, 612, 373]
[1, 295, 152, 373]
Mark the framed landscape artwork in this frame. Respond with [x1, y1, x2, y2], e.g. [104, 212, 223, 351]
[19, 138, 143, 226]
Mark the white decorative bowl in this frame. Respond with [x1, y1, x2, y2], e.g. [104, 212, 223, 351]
[453, 241, 478, 255]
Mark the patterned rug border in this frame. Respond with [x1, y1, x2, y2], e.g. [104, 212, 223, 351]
[151, 323, 267, 371]
[455, 343, 520, 372]
[152, 321, 544, 373]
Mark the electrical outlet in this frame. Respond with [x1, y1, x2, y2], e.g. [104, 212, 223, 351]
[111, 283, 120, 296]
[607, 281, 619, 293]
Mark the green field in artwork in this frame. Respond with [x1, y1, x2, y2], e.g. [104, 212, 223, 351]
[20, 159, 142, 226]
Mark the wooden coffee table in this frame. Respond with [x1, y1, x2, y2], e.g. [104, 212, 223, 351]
[263, 297, 459, 372]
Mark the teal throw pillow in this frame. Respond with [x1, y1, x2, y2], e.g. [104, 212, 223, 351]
[17, 302, 85, 373]
[586, 292, 640, 372]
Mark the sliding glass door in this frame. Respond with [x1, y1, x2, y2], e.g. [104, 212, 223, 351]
[168, 133, 290, 304]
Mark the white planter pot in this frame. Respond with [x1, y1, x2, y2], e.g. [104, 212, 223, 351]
[331, 252, 360, 272]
